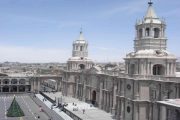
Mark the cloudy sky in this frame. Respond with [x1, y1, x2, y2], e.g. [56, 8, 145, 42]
[0, 0, 179, 63]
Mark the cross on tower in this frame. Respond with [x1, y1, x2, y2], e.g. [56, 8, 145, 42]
[148, 0, 153, 6]
[80, 25, 83, 34]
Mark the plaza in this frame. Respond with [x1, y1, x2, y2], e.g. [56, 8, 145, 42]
[0, 94, 64, 120]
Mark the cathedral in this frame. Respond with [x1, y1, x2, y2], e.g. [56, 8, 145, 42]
[0, 1, 179, 120]
[62, 1, 180, 120]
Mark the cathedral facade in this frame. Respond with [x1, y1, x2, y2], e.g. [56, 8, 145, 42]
[62, 2, 180, 120]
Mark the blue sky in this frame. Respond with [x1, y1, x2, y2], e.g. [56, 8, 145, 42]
[0, 0, 179, 63]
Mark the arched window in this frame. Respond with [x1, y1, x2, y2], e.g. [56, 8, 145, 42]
[127, 106, 131, 113]
[92, 90, 96, 105]
[19, 79, 26, 84]
[80, 46, 83, 51]
[139, 29, 143, 38]
[153, 64, 164, 75]
[3, 86, 9, 92]
[154, 28, 160, 38]
[79, 64, 85, 70]
[76, 46, 78, 50]
[11, 79, 18, 84]
[145, 28, 150, 36]
[19, 86, 25, 92]
[11, 86, 17, 92]
[3, 79, 9, 84]
[129, 64, 135, 75]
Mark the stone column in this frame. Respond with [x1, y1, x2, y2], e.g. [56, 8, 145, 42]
[140, 61, 143, 75]
[107, 93, 109, 112]
[31, 79, 34, 92]
[105, 92, 107, 111]
[170, 63, 172, 75]
[147, 62, 149, 75]
[174, 62, 176, 75]
[127, 62, 129, 74]
[134, 81, 140, 100]
[160, 106, 167, 120]
[133, 102, 138, 120]
[75, 80, 79, 98]
[142, 28, 145, 37]
[149, 62, 152, 75]
[126, 62, 128, 74]
[33, 79, 36, 92]
[9, 86, 11, 92]
[120, 99, 124, 120]
[120, 80, 124, 96]
[99, 82, 103, 109]
[37, 78, 40, 92]
[148, 103, 152, 120]
[144, 61, 146, 75]
[82, 81, 86, 102]
[112, 84, 117, 115]
[167, 63, 169, 75]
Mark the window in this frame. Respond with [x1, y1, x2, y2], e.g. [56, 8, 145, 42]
[145, 28, 150, 36]
[129, 64, 135, 75]
[79, 64, 85, 70]
[154, 28, 160, 38]
[11, 79, 18, 84]
[80, 46, 83, 51]
[139, 29, 143, 38]
[19, 79, 26, 84]
[76, 46, 78, 50]
[127, 106, 131, 113]
[153, 64, 164, 75]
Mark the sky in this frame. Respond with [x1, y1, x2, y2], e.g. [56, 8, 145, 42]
[0, 0, 179, 63]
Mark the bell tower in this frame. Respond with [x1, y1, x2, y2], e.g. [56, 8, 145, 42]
[135, 1, 167, 51]
[67, 30, 93, 71]
[72, 31, 88, 58]
[125, 1, 176, 77]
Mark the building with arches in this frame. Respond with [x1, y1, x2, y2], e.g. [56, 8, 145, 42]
[62, 2, 180, 120]
[0, 77, 30, 92]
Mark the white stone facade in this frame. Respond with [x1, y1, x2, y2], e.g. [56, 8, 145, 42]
[62, 2, 180, 120]
[67, 31, 93, 71]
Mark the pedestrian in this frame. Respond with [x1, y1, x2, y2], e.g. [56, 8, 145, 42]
[83, 109, 85, 114]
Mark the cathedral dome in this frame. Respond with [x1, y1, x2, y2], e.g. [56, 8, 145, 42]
[136, 1, 165, 25]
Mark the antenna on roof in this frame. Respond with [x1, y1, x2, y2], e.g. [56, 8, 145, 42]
[148, 0, 153, 6]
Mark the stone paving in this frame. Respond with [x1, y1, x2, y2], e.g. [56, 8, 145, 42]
[0, 94, 49, 120]
[44, 92, 115, 120]
[35, 94, 72, 120]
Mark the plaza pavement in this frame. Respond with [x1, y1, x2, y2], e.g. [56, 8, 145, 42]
[43, 92, 115, 120]
[35, 94, 73, 120]
[0, 94, 49, 120]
